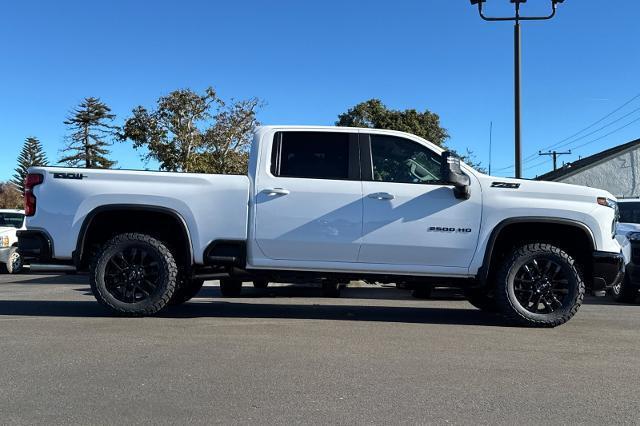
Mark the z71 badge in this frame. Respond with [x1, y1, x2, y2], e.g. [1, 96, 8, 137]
[491, 182, 520, 189]
[53, 172, 86, 180]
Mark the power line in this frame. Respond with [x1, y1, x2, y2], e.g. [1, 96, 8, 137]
[495, 92, 640, 171]
[522, 92, 640, 162]
[524, 115, 640, 174]
[520, 104, 640, 164]
[570, 115, 640, 151]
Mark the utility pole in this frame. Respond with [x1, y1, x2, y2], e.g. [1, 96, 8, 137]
[539, 150, 571, 171]
[470, 0, 566, 178]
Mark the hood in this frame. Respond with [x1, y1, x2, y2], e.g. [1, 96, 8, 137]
[0, 226, 18, 235]
[476, 173, 615, 201]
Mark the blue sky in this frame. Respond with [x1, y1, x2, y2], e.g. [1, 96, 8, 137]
[1, 0, 638, 180]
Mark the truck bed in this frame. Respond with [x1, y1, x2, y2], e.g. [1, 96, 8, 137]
[27, 167, 250, 264]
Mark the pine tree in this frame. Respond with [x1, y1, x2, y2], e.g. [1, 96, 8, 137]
[11, 137, 48, 193]
[59, 97, 118, 168]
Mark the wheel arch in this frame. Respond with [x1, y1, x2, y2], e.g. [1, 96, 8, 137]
[478, 217, 595, 285]
[75, 204, 194, 270]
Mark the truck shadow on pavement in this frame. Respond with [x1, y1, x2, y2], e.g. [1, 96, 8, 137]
[0, 298, 505, 326]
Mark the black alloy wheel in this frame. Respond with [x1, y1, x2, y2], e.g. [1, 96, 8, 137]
[104, 246, 163, 303]
[90, 233, 177, 315]
[512, 257, 569, 314]
[495, 243, 584, 327]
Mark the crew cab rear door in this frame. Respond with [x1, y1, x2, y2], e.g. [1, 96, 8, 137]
[253, 130, 363, 262]
[357, 133, 482, 270]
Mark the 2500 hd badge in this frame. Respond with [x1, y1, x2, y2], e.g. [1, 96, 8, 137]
[428, 226, 472, 233]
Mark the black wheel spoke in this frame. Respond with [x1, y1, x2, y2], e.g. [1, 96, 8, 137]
[514, 257, 570, 315]
[523, 264, 535, 280]
[108, 258, 124, 272]
[103, 245, 161, 304]
[139, 250, 147, 266]
[549, 294, 563, 308]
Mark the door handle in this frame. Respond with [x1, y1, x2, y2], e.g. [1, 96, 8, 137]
[368, 192, 395, 200]
[263, 188, 290, 196]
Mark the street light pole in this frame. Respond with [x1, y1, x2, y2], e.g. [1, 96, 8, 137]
[470, 0, 565, 178]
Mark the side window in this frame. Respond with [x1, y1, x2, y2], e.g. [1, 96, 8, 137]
[370, 135, 443, 184]
[271, 132, 351, 180]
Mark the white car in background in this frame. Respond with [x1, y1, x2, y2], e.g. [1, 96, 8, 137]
[0, 209, 26, 274]
[613, 199, 640, 302]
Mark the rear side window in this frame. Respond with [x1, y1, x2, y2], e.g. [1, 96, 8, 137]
[271, 132, 351, 180]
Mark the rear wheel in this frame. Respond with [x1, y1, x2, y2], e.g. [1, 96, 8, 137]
[6, 247, 23, 274]
[220, 278, 243, 297]
[611, 274, 637, 303]
[90, 233, 177, 316]
[495, 243, 584, 328]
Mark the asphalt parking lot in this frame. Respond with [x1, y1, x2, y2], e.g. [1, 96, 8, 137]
[1, 273, 639, 425]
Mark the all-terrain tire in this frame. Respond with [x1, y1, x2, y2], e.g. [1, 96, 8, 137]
[6, 247, 23, 274]
[90, 233, 178, 316]
[464, 287, 499, 313]
[611, 274, 637, 303]
[495, 243, 584, 328]
[169, 277, 205, 305]
[220, 278, 243, 297]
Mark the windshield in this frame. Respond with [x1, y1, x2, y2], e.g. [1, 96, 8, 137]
[0, 212, 24, 228]
[618, 202, 640, 224]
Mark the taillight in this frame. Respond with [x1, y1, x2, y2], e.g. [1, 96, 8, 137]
[24, 173, 43, 216]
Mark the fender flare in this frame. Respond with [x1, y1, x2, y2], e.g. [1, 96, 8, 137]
[477, 217, 595, 284]
[74, 204, 194, 267]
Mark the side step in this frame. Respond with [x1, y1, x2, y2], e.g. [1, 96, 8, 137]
[29, 264, 77, 273]
[205, 255, 239, 265]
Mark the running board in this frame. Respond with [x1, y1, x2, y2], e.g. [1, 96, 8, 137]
[29, 264, 77, 272]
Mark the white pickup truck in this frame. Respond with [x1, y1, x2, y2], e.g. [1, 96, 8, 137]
[18, 126, 623, 327]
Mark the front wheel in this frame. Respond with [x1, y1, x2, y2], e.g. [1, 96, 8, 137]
[495, 243, 584, 328]
[90, 233, 178, 316]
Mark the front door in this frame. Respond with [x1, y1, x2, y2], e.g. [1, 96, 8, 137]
[253, 131, 363, 262]
[358, 133, 482, 269]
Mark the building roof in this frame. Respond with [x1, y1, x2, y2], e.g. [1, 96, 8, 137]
[536, 138, 640, 181]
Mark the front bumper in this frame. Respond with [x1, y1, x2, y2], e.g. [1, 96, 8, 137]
[592, 251, 625, 292]
[0, 247, 12, 263]
[16, 230, 52, 263]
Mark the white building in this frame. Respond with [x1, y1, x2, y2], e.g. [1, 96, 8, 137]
[537, 138, 640, 198]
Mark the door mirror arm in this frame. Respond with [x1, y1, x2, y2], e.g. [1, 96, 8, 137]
[441, 152, 471, 200]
